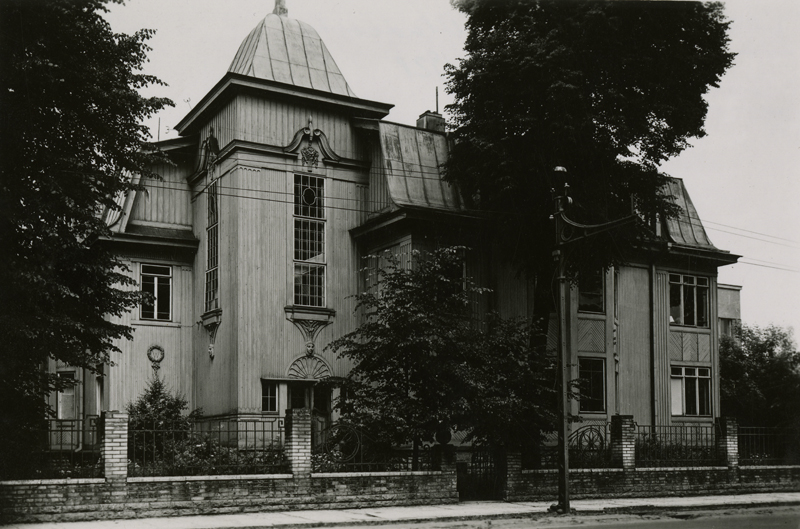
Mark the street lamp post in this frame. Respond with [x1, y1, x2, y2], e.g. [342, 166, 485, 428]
[551, 173, 571, 513]
[550, 168, 636, 514]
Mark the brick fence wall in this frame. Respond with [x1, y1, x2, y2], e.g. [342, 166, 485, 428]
[2, 412, 798, 523]
[0, 410, 458, 524]
[505, 466, 800, 502]
[504, 415, 800, 501]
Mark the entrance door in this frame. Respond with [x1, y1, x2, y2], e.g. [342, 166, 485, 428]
[457, 447, 504, 500]
[288, 382, 331, 447]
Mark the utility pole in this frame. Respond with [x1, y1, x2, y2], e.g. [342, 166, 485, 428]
[551, 170, 571, 513]
[550, 168, 637, 514]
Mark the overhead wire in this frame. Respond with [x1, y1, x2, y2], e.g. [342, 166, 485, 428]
[139, 178, 800, 250]
[138, 180, 800, 274]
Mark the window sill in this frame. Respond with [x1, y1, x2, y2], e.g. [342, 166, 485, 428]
[284, 305, 336, 321]
[671, 416, 714, 422]
[669, 325, 711, 333]
[670, 360, 712, 367]
[201, 308, 222, 327]
[132, 320, 180, 328]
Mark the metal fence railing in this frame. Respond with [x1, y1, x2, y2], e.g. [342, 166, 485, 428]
[635, 424, 718, 467]
[523, 421, 612, 470]
[739, 427, 800, 466]
[311, 423, 434, 472]
[127, 418, 287, 477]
[0, 417, 102, 480]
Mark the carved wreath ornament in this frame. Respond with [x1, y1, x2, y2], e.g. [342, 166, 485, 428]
[147, 345, 165, 372]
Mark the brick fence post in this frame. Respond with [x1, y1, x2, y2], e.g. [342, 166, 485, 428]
[101, 411, 128, 482]
[285, 408, 312, 477]
[611, 415, 636, 470]
[503, 451, 522, 501]
[716, 416, 739, 469]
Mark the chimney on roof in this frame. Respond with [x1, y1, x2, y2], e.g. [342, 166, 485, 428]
[416, 110, 445, 133]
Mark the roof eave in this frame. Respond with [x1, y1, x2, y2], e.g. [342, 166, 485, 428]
[667, 243, 740, 267]
[351, 205, 485, 240]
[175, 73, 393, 136]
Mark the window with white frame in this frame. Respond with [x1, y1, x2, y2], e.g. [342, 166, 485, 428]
[205, 179, 219, 312]
[261, 380, 278, 413]
[669, 274, 709, 327]
[578, 357, 606, 413]
[293, 174, 325, 307]
[140, 264, 172, 321]
[670, 366, 711, 416]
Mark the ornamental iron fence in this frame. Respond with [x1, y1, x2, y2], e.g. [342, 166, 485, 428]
[635, 423, 718, 467]
[0, 417, 101, 480]
[127, 417, 286, 477]
[523, 420, 612, 470]
[739, 426, 800, 466]
[311, 422, 433, 472]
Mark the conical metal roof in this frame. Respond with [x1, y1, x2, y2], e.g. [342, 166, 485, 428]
[228, 12, 356, 98]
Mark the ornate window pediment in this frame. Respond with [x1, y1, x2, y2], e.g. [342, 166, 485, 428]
[284, 117, 341, 170]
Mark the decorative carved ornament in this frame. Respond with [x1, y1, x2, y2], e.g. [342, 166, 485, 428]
[147, 345, 165, 372]
[200, 308, 222, 360]
[284, 116, 341, 170]
[287, 355, 331, 380]
[197, 127, 220, 173]
[301, 146, 320, 168]
[291, 319, 331, 357]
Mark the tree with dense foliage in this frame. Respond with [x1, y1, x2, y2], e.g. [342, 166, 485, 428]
[0, 0, 172, 468]
[720, 323, 800, 428]
[326, 247, 557, 459]
[444, 0, 735, 323]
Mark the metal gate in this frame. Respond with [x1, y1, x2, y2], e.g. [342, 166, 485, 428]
[457, 447, 503, 500]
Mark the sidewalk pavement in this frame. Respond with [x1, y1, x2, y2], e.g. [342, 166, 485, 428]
[5, 492, 799, 529]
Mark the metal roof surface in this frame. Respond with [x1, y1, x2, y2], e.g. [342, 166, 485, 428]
[228, 14, 356, 98]
[664, 177, 717, 250]
[378, 122, 465, 212]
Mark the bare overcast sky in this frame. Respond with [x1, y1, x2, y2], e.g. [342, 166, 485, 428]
[105, 0, 800, 332]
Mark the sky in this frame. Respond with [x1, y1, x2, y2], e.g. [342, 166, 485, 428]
[104, 0, 799, 332]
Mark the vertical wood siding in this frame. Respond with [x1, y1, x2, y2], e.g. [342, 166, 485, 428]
[197, 94, 367, 161]
[220, 161, 362, 415]
[191, 165, 240, 418]
[617, 266, 653, 423]
[106, 260, 193, 412]
[653, 270, 671, 425]
[130, 161, 193, 227]
[710, 277, 720, 418]
[233, 165, 289, 414]
[364, 139, 392, 221]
